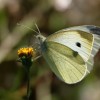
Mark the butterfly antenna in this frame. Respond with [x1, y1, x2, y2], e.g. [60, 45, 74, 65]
[34, 23, 41, 35]
[17, 23, 39, 34]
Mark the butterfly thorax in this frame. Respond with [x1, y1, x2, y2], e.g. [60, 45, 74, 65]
[36, 34, 47, 52]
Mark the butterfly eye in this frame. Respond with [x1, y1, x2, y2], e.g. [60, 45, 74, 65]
[76, 42, 81, 47]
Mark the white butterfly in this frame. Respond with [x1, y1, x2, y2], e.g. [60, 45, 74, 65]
[35, 25, 100, 84]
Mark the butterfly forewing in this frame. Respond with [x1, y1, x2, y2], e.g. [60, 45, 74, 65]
[60, 25, 100, 71]
[46, 30, 93, 62]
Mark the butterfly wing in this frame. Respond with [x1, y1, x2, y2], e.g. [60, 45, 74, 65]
[46, 30, 93, 62]
[60, 25, 100, 71]
[42, 41, 87, 84]
[40, 25, 100, 84]
[45, 25, 100, 72]
[61, 25, 100, 56]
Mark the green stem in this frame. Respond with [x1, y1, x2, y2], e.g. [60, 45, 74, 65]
[26, 68, 30, 100]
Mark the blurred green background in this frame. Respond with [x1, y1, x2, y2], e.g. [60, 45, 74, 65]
[0, 0, 100, 100]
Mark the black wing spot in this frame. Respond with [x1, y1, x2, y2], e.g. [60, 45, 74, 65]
[73, 51, 78, 57]
[76, 42, 81, 47]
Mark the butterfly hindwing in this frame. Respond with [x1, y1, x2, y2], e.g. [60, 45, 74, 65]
[42, 41, 87, 84]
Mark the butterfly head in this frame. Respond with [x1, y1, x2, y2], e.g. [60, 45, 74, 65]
[36, 34, 46, 43]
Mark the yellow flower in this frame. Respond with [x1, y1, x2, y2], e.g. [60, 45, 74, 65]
[18, 47, 35, 58]
[17, 47, 36, 67]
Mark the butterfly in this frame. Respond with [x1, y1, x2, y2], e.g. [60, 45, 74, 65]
[34, 25, 100, 84]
